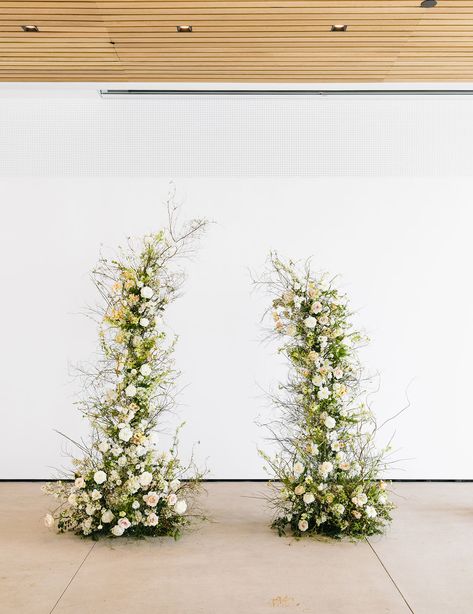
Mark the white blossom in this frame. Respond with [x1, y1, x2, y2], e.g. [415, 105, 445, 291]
[94, 471, 107, 485]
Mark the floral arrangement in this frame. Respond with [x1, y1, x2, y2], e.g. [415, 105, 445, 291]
[44, 196, 207, 539]
[257, 253, 394, 539]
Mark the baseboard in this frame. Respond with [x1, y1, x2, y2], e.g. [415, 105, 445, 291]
[1, 478, 473, 483]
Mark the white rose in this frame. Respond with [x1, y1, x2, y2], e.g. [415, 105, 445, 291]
[318, 387, 330, 400]
[119, 427, 133, 442]
[378, 495, 387, 505]
[333, 367, 343, 379]
[111, 525, 124, 536]
[298, 519, 309, 532]
[324, 416, 336, 429]
[140, 286, 154, 299]
[294, 484, 305, 496]
[174, 500, 187, 515]
[293, 462, 304, 477]
[140, 364, 152, 377]
[139, 317, 150, 327]
[118, 517, 131, 530]
[98, 441, 109, 453]
[125, 384, 137, 397]
[303, 492, 315, 504]
[139, 471, 153, 487]
[333, 504, 345, 515]
[146, 512, 159, 526]
[44, 513, 54, 528]
[74, 477, 85, 489]
[101, 510, 114, 523]
[169, 479, 180, 492]
[365, 506, 377, 518]
[118, 455, 128, 467]
[86, 504, 95, 516]
[94, 470, 107, 485]
[304, 316, 317, 329]
[91, 489, 102, 501]
[311, 301, 323, 314]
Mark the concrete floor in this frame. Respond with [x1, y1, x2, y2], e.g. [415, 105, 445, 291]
[1, 483, 472, 614]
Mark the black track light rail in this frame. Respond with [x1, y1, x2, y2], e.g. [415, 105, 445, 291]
[100, 89, 473, 97]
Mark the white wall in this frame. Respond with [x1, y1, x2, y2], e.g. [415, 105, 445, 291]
[1, 176, 472, 479]
[1, 84, 473, 479]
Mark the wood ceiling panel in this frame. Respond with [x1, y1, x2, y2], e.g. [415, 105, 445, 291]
[1, 1, 473, 81]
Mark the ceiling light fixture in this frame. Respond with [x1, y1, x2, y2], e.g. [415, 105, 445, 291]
[420, 0, 437, 6]
[176, 25, 192, 32]
[331, 24, 348, 32]
[21, 24, 39, 32]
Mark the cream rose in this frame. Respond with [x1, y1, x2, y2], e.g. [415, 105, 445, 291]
[146, 512, 159, 526]
[298, 519, 309, 532]
[101, 510, 114, 523]
[303, 492, 315, 504]
[143, 492, 160, 507]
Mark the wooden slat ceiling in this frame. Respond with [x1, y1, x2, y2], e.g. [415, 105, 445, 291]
[1, 1, 473, 81]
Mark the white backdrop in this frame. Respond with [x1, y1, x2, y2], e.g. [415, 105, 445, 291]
[1, 176, 472, 479]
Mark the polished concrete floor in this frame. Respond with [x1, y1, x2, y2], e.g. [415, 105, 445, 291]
[1, 482, 472, 614]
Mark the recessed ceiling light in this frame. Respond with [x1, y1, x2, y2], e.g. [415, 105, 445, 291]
[176, 25, 192, 33]
[331, 24, 348, 32]
[420, 0, 437, 6]
[21, 25, 39, 32]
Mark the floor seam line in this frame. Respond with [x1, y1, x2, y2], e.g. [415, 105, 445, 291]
[49, 542, 97, 613]
[366, 538, 415, 614]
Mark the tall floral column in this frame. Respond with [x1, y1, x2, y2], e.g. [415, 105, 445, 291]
[258, 253, 394, 539]
[44, 199, 207, 539]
